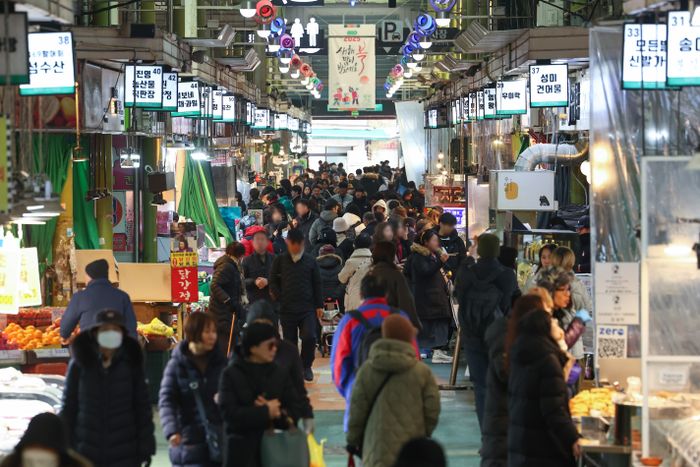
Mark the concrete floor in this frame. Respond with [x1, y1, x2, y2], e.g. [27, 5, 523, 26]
[152, 357, 481, 467]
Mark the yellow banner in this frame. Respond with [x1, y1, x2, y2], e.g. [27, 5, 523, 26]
[170, 251, 198, 268]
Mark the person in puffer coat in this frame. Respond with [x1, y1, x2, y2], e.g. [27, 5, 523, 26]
[507, 309, 581, 467]
[308, 199, 340, 247]
[347, 315, 440, 467]
[317, 244, 345, 311]
[61, 310, 155, 467]
[209, 242, 247, 355]
[338, 233, 373, 311]
[159, 313, 227, 467]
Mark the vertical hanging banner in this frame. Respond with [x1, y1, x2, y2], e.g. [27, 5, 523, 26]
[170, 252, 198, 303]
[328, 24, 376, 111]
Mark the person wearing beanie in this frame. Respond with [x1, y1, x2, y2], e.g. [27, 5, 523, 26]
[62, 309, 155, 467]
[453, 232, 520, 431]
[333, 217, 355, 260]
[435, 212, 468, 276]
[60, 258, 137, 341]
[347, 312, 440, 467]
[218, 321, 303, 467]
[1, 413, 92, 467]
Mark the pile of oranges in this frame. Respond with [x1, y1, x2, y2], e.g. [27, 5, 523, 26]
[2, 321, 63, 350]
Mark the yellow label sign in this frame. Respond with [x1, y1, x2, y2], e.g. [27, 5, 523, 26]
[170, 252, 198, 268]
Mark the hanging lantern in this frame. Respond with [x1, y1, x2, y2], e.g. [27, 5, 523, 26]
[279, 33, 295, 50]
[407, 31, 422, 48]
[429, 0, 456, 27]
[290, 54, 303, 69]
[256, 0, 275, 24]
[270, 17, 286, 36]
[392, 64, 404, 77]
[414, 13, 437, 37]
[300, 63, 313, 77]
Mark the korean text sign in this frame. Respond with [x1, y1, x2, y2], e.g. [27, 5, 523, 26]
[20, 32, 75, 96]
[496, 79, 527, 115]
[621, 23, 667, 89]
[174, 81, 200, 117]
[666, 12, 700, 87]
[529, 64, 569, 107]
[170, 252, 198, 303]
[328, 24, 376, 111]
[124, 65, 164, 108]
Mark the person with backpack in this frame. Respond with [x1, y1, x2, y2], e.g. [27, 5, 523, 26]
[346, 314, 440, 467]
[331, 274, 418, 431]
[308, 199, 341, 247]
[454, 233, 520, 429]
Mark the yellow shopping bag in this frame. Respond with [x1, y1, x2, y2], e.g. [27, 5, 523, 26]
[307, 434, 326, 467]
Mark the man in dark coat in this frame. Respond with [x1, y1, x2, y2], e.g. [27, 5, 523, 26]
[209, 242, 247, 355]
[575, 215, 591, 273]
[293, 198, 318, 251]
[316, 244, 345, 310]
[351, 186, 370, 215]
[269, 229, 324, 381]
[242, 230, 274, 304]
[435, 212, 468, 277]
[61, 310, 155, 467]
[60, 259, 137, 340]
[454, 234, 520, 430]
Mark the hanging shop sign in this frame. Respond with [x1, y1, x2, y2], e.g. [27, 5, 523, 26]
[476, 90, 485, 120]
[0, 13, 29, 85]
[174, 80, 200, 117]
[496, 79, 527, 115]
[124, 65, 164, 108]
[666, 11, 700, 86]
[245, 102, 255, 126]
[491, 170, 557, 211]
[212, 89, 224, 120]
[468, 92, 478, 120]
[160, 72, 178, 111]
[450, 99, 461, 125]
[621, 23, 667, 89]
[484, 87, 497, 119]
[274, 113, 289, 130]
[253, 108, 271, 129]
[19, 31, 75, 96]
[199, 86, 213, 119]
[328, 24, 376, 111]
[221, 94, 236, 122]
[594, 262, 640, 325]
[170, 252, 198, 303]
[18, 248, 41, 307]
[289, 117, 300, 132]
[427, 109, 438, 129]
[529, 63, 569, 107]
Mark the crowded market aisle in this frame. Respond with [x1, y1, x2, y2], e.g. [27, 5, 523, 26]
[150, 359, 481, 467]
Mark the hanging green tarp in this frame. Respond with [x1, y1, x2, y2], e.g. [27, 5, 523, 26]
[72, 160, 100, 250]
[178, 156, 233, 247]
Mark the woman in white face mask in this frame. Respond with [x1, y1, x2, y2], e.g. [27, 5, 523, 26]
[60, 309, 155, 467]
[0, 412, 91, 467]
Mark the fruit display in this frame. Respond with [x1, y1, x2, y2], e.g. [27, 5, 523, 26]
[570, 387, 615, 418]
[1, 322, 63, 351]
[137, 318, 175, 338]
[7, 308, 58, 328]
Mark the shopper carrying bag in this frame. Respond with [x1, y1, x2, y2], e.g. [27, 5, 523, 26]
[260, 417, 310, 467]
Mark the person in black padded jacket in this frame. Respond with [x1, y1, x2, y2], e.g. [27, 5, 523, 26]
[218, 322, 303, 467]
[210, 242, 247, 355]
[61, 310, 155, 467]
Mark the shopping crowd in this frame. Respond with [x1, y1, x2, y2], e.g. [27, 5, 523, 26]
[4, 160, 593, 467]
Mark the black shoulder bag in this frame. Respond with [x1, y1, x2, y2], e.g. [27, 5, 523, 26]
[186, 366, 223, 463]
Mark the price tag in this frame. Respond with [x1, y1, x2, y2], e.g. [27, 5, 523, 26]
[529, 64, 569, 107]
[0, 349, 24, 363]
[34, 348, 70, 359]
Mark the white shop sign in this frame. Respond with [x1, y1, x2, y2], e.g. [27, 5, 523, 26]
[274, 113, 288, 130]
[124, 65, 163, 108]
[594, 262, 640, 325]
[484, 87, 497, 119]
[0, 13, 29, 85]
[496, 79, 527, 115]
[476, 90, 485, 120]
[427, 109, 437, 129]
[529, 64, 569, 107]
[253, 108, 270, 129]
[666, 12, 700, 87]
[212, 89, 224, 120]
[20, 31, 75, 96]
[621, 23, 667, 89]
[492, 170, 557, 211]
[461, 95, 471, 121]
[174, 81, 200, 117]
[160, 72, 178, 111]
[221, 94, 236, 122]
[200, 86, 213, 119]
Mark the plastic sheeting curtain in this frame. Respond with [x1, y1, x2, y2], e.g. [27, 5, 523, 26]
[395, 101, 427, 185]
[178, 155, 234, 247]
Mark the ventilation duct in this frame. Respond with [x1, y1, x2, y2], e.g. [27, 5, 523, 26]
[434, 55, 479, 73]
[454, 21, 525, 53]
[514, 143, 588, 171]
[215, 48, 261, 72]
[185, 25, 236, 48]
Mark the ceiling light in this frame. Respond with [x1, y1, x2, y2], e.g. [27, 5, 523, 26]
[404, 71, 413, 78]
[239, 1, 256, 18]
[11, 218, 46, 225]
[438, 152, 445, 159]
[436, 162, 443, 169]
[257, 28, 271, 39]
[291, 70, 300, 78]
[419, 40, 432, 49]
[279, 65, 290, 73]
[191, 151, 210, 161]
[435, 11, 451, 27]
[267, 44, 280, 53]
[413, 52, 425, 61]
[414, 64, 423, 72]
[23, 211, 61, 218]
[407, 61, 417, 69]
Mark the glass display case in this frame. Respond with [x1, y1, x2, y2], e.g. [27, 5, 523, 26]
[641, 157, 700, 463]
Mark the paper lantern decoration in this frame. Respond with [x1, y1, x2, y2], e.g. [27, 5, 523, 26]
[316, 83, 324, 92]
[279, 33, 295, 50]
[407, 31, 422, 47]
[430, 0, 457, 13]
[256, 0, 275, 23]
[300, 63, 313, 77]
[392, 64, 404, 76]
[290, 55, 303, 68]
[270, 17, 286, 36]
[414, 14, 437, 36]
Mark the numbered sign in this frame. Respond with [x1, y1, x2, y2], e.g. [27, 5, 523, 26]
[221, 94, 237, 122]
[173, 81, 200, 117]
[161, 72, 178, 111]
[667, 12, 700, 86]
[212, 89, 224, 121]
[124, 65, 164, 108]
[496, 79, 528, 115]
[621, 23, 667, 89]
[529, 64, 569, 107]
[484, 87, 497, 119]
[20, 32, 75, 96]
[476, 90, 485, 120]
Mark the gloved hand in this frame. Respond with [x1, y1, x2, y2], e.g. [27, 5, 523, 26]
[575, 309, 592, 324]
[302, 418, 315, 434]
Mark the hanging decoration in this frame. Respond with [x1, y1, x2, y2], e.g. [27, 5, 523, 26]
[429, 0, 456, 27]
[255, 0, 276, 23]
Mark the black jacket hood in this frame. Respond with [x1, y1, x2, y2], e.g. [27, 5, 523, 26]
[71, 330, 143, 369]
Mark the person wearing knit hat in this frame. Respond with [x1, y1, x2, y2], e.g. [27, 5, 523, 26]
[347, 311, 440, 467]
[219, 321, 305, 466]
[333, 216, 350, 234]
[60, 257, 138, 341]
[453, 232, 520, 431]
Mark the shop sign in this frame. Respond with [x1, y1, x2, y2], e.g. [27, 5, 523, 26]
[199, 86, 213, 119]
[18, 248, 41, 307]
[0, 13, 29, 85]
[594, 262, 640, 325]
[171, 252, 198, 303]
[529, 63, 569, 107]
[468, 92, 478, 120]
[432, 186, 464, 204]
[476, 90, 485, 120]
[124, 65, 163, 108]
[442, 205, 466, 229]
[253, 108, 270, 129]
[160, 72, 178, 111]
[427, 109, 437, 129]
[328, 24, 376, 111]
[621, 23, 667, 89]
[496, 79, 527, 115]
[221, 94, 236, 122]
[492, 170, 556, 211]
[245, 102, 255, 126]
[212, 89, 224, 121]
[666, 11, 700, 86]
[450, 99, 461, 125]
[20, 31, 75, 96]
[596, 325, 627, 359]
[0, 246, 20, 314]
[484, 87, 497, 119]
[274, 113, 288, 130]
[173, 80, 200, 117]
[289, 117, 300, 131]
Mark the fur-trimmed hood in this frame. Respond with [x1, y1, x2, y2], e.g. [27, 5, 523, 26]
[70, 330, 144, 369]
[317, 253, 344, 269]
[410, 243, 432, 257]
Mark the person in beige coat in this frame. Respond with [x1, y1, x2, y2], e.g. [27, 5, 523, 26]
[347, 315, 441, 467]
[338, 233, 373, 311]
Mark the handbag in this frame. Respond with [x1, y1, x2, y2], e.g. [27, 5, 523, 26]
[260, 420, 310, 467]
[186, 367, 223, 463]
